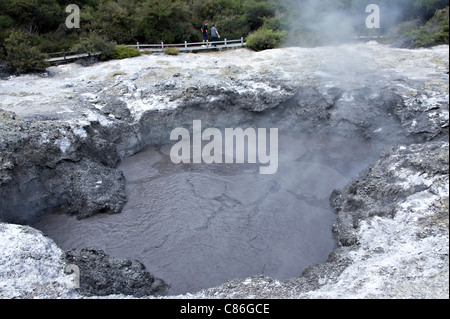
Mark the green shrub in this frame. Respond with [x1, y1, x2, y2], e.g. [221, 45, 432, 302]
[108, 45, 141, 60]
[72, 33, 116, 56]
[246, 28, 287, 51]
[0, 15, 13, 29]
[4, 30, 49, 74]
[242, 1, 277, 30]
[261, 14, 289, 33]
[383, 18, 423, 46]
[411, 6, 449, 47]
[164, 47, 180, 55]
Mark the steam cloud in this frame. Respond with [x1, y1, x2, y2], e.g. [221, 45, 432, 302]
[281, 0, 406, 45]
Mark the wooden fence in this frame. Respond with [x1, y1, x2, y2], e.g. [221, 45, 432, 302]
[46, 37, 246, 65]
[128, 37, 245, 53]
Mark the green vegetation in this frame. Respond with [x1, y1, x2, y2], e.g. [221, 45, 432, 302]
[0, 0, 448, 74]
[71, 32, 116, 56]
[164, 47, 180, 55]
[105, 45, 141, 60]
[410, 6, 449, 47]
[4, 30, 49, 74]
[246, 28, 287, 51]
[384, 5, 449, 48]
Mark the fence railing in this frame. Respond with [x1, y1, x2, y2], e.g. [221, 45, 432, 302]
[47, 50, 77, 58]
[46, 51, 101, 64]
[127, 37, 246, 52]
[45, 37, 246, 64]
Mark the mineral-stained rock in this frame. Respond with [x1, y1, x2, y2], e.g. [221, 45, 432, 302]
[0, 223, 168, 298]
[331, 141, 449, 247]
[65, 248, 169, 297]
[0, 109, 126, 224]
[0, 223, 78, 299]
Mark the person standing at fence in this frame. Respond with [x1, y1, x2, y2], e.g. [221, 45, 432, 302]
[211, 24, 220, 47]
[201, 22, 209, 46]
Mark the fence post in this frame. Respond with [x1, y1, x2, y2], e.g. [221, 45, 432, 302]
[241, 37, 244, 46]
[63, 49, 66, 60]
[137, 42, 140, 50]
[161, 42, 164, 51]
[185, 41, 187, 50]
[224, 38, 227, 47]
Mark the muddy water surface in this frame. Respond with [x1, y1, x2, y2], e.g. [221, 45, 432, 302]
[34, 133, 380, 294]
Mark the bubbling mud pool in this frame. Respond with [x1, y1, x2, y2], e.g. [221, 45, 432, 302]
[34, 133, 381, 295]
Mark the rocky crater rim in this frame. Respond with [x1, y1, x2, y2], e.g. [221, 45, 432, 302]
[2, 75, 447, 224]
[0, 44, 448, 298]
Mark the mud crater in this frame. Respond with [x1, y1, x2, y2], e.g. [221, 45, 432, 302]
[34, 132, 381, 294]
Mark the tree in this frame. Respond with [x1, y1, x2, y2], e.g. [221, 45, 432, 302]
[4, 30, 49, 74]
[1, 0, 63, 33]
[71, 32, 116, 55]
[243, 0, 277, 31]
[415, 0, 449, 20]
[95, 0, 137, 44]
[137, 0, 196, 43]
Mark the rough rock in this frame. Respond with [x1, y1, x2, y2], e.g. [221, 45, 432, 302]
[133, 84, 439, 150]
[331, 141, 449, 247]
[0, 223, 168, 298]
[65, 248, 168, 297]
[0, 109, 126, 224]
[0, 223, 79, 299]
